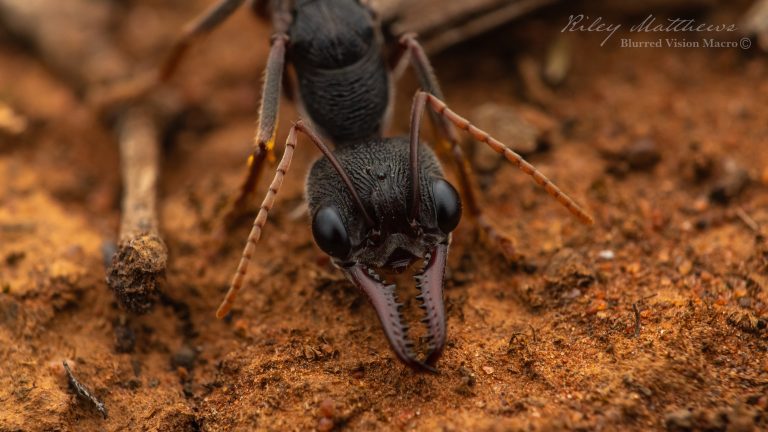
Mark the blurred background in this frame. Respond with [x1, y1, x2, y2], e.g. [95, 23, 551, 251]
[0, 1, 766, 430]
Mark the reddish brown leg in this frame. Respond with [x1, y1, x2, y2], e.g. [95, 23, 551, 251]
[399, 34, 521, 260]
[218, 32, 288, 230]
[159, 0, 248, 81]
[217, 120, 372, 318]
[215, 0, 295, 234]
[216, 123, 299, 318]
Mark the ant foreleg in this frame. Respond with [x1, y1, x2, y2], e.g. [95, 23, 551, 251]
[416, 91, 594, 226]
[217, 119, 372, 318]
[216, 122, 299, 319]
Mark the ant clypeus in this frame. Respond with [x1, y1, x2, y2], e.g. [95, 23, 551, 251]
[142, 0, 593, 372]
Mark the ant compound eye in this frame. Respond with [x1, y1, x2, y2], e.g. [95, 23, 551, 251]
[432, 179, 462, 233]
[312, 206, 351, 259]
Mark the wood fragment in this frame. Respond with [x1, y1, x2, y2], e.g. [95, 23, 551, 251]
[518, 56, 556, 106]
[742, 0, 768, 51]
[544, 34, 571, 86]
[709, 159, 750, 204]
[529, 324, 538, 343]
[106, 109, 167, 314]
[62, 361, 108, 419]
[372, 0, 557, 54]
[632, 303, 641, 337]
[0, 0, 127, 89]
[0, 102, 27, 136]
[735, 207, 760, 233]
[0, 0, 169, 313]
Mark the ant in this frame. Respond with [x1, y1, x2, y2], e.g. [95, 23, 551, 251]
[142, 0, 593, 372]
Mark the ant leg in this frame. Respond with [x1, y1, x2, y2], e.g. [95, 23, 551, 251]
[399, 34, 520, 260]
[388, 39, 412, 84]
[219, 32, 288, 229]
[217, 0, 294, 228]
[159, 0, 248, 81]
[217, 120, 372, 318]
[216, 123, 299, 318]
[90, 0, 247, 109]
[416, 91, 594, 225]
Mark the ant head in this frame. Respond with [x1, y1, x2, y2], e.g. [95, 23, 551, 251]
[306, 136, 460, 371]
[307, 137, 460, 269]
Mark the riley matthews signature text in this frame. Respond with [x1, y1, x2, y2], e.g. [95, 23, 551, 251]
[562, 14, 738, 46]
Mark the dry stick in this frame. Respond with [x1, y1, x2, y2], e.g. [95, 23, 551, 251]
[106, 109, 168, 314]
[632, 303, 641, 337]
[62, 361, 108, 419]
[735, 206, 760, 233]
[0, 0, 170, 314]
[742, 0, 768, 51]
[374, 0, 557, 54]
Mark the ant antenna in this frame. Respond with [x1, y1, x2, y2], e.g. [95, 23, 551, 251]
[217, 120, 374, 318]
[295, 122, 376, 228]
[408, 91, 427, 222]
[413, 91, 594, 226]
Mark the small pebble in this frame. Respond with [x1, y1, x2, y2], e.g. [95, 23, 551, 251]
[709, 159, 750, 204]
[678, 260, 693, 277]
[738, 296, 752, 308]
[319, 398, 335, 418]
[598, 250, 615, 260]
[317, 417, 334, 432]
[625, 137, 661, 170]
[664, 408, 693, 431]
[171, 345, 196, 370]
[482, 366, 495, 375]
[114, 322, 136, 354]
[177, 366, 189, 381]
[563, 288, 582, 299]
[233, 319, 249, 337]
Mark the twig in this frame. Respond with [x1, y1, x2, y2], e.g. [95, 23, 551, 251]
[632, 303, 641, 337]
[0, 0, 127, 89]
[735, 206, 760, 233]
[529, 324, 538, 343]
[62, 361, 108, 419]
[106, 109, 167, 314]
[742, 0, 768, 51]
[373, 0, 557, 54]
[0, 0, 172, 315]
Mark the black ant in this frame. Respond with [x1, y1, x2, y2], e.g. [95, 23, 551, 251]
[144, 0, 593, 372]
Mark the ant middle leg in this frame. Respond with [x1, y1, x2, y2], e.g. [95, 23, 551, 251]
[216, 0, 294, 233]
[398, 34, 521, 261]
[218, 31, 288, 230]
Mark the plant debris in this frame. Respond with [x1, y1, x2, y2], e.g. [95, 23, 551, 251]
[62, 361, 108, 419]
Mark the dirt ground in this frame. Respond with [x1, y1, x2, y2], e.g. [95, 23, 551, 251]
[1, 1, 767, 431]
